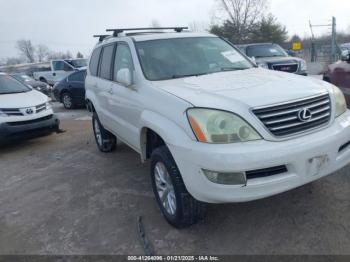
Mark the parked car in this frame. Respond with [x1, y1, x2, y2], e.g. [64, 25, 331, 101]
[53, 70, 86, 109]
[0, 73, 59, 144]
[33, 58, 87, 86]
[323, 50, 350, 107]
[11, 73, 51, 96]
[238, 43, 308, 75]
[86, 28, 350, 227]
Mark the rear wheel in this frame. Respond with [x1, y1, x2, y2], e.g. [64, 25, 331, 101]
[62, 92, 74, 109]
[92, 112, 116, 153]
[150, 146, 206, 228]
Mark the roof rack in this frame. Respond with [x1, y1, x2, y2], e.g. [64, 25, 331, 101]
[93, 35, 110, 42]
[106, 27, 188, 37]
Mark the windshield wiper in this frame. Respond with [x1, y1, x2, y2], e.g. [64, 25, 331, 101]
[220, 67, 248, 72]
[171, 72, 208, 79]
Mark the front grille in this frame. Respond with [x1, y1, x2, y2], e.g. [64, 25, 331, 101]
[253, 93, 331, 137]
[0, 108, 23, 116]
[6, 115, 53, 126]
[246, 165, 288, 180]
[272, 63, 298, 73]
[36, 103, 47, 113]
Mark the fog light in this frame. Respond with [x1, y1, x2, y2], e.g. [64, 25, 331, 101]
[202, 169, 246, 185]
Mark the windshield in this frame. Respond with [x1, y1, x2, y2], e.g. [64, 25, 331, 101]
[65, 59, 87, 68]
[12, 74, 33, 82]
[0, 75, 31, 94]
[246, 44, 288, 58]
[136, 37, 253, 81]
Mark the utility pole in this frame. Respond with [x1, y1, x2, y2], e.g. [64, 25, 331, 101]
[331, 16, 337, 62]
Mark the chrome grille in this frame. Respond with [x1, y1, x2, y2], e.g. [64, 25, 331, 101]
[0, 108, 23, 116]
[36, 103, 47, 113]
[252, 93, 331, 137]
[272, 63, 299, 73]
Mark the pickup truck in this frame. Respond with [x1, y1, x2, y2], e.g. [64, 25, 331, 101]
[33, 59, 87, 85]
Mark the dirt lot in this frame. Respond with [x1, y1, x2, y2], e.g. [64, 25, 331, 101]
[0, 103, 349, 255]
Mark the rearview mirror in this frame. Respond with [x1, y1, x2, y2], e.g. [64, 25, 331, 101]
[116, 68, 133, 87]
[341, 50, 350, 62]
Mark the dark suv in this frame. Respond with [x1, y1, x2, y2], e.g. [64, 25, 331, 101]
[238, 43, 308, 75]
[323, 50, 350, 107]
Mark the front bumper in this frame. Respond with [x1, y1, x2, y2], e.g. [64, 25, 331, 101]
[0, 114, 60, 143]
[168, 111, 350, 203]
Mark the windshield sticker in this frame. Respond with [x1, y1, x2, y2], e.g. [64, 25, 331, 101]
[221, 51, 242, 63]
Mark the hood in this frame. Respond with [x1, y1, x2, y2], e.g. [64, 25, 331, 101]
[255, 56, 303, 64]
[151, 68, 332, 109]
[0, 90, 48, 108]
[27, 80, 48, 87]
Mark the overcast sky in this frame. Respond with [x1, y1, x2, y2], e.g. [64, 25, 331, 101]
[0, 0, 349, 60]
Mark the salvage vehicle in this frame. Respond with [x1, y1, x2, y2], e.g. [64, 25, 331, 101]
[323, 50, 350, 107]
[11, 73, 52, 96]
[53, 69, 86, 109]
[85, 28, 350, 227]
[238, 43, 308, 75]
[33, 58, 87, 86]
[0, 73, 59, 144]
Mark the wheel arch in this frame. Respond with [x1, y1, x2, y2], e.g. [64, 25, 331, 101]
[139, 110, 193, 162]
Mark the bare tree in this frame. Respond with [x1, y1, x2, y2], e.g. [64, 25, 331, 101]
[16, 39, 36, 63]
[217, 0, 267, 42]
[37, 44, 50, 62]
[76, 52, 84, 58]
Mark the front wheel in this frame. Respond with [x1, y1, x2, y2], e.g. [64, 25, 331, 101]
[150, 146, 206, 228]
[92, 112, 116, 153]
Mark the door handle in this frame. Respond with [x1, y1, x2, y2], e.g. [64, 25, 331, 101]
[53, 72, 56, 76]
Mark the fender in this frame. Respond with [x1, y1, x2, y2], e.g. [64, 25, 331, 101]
[139, 110, 194, 162]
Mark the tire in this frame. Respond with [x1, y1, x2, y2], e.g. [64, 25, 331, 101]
[39, 78, 47, 83]
[92, 112, 116, 153]
[62, 92, 75, 109]
[150, 146, 206, 228]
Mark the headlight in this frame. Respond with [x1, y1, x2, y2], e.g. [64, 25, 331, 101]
[46, 102, 52, 110]
[187, 108, 261, 144]
[257, 63, 268, 69]
[333, 86, 347, 117]
[300, 60, 307, 71]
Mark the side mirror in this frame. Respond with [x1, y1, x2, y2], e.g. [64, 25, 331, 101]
[116, 68, 133, 87]
[341, 50, 350, 62]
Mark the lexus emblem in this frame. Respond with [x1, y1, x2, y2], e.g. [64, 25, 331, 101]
[25, 108, 34, 115]
[298, 108, 312, 122]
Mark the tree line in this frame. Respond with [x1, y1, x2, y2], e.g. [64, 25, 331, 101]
[0, 39, 84, 66]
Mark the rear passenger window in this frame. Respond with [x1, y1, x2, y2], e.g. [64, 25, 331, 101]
[69, 71, 86, 82]
[99, 44, 115, 80]
[89, 47, 102, 76]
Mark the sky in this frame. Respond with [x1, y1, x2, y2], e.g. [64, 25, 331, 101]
[0, 0, 350, 60]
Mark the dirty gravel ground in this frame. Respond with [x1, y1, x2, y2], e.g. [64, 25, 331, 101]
[0, 103, 349, 255]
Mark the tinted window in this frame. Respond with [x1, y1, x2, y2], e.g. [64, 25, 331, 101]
[136, 37, 252, 81]
[63, 62, 73, 71]
[89, 47, 102, 76]
[0, 75, 31, 94]
[52, 61, 65, 70]
[68, 71, 86, 82]
[66, 59, 87, 68]
[113, 44, 134, 81]
[99, 44, 115, 80]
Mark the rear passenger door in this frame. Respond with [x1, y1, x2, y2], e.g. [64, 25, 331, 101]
[108, 42, 141, 150]
[95, 43, 116, 128]
[67, 71, 86, 102]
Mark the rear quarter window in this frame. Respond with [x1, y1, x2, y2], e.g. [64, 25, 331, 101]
[89, 47, 102, 76]
[99, 44, 116, 80]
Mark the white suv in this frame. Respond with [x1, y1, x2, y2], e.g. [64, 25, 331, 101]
[85, 28, 350, 227]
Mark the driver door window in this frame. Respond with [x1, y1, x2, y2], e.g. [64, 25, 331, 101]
[52, 61, 64, 71]
[113, 44, 134, 81]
